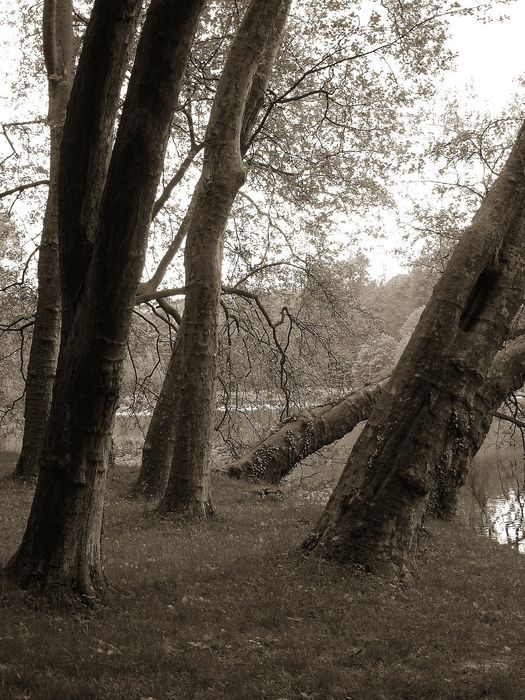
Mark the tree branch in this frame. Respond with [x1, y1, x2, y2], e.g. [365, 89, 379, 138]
[0, 180, 50, 200]
[494, 411, 525, 431]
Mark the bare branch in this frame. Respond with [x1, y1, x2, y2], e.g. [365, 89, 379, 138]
[0, 247, 39, 293]
[0, 316, 35, 332]
[135, 286, 186, 304]
[157, 297, 182, 325]
[138, 212, 190, 295]
[151, 143, 203, 220]
[233, 259, 306, 287]
[0, 180, 50, 200]
[494, 411, 525, 431]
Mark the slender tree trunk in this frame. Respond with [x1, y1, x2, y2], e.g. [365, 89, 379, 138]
[157, 0, 291, 518]
[303, 120, 525, 576]
[156, 167, 243, 519]
[5, 0, 204, 600]
[228, 382, 386, 483]
[13, 0, 73, 479]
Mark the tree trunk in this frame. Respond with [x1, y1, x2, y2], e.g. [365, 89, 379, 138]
[431, 335, 525, 519]
[134, 3, 290, 500]
[227, 336, 525, 512]
[303, 120, 525, 576]
[151, 0, 291, 516]
[228, 382, 386, 483]
[5, 0, 204, 601]
[133, 335, 182, 498]
[13, 0, 73, 479]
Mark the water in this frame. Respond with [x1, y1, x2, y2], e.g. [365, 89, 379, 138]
[483, 491, 525, 552]
[460, 449, 525, 552]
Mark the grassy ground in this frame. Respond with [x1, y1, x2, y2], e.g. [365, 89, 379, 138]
[1, 456, 525, 700]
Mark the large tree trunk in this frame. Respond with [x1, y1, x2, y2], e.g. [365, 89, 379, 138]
[226, 332, 525, 499]
[303, 120, 525, 576]
[13, 0, 73, 479]
[228, 382, 386, 483]
[148, 0, 291, 514]
[5, 0, 204, 601]
[431, 335, 525, 519]
[226, 339, 525, 518]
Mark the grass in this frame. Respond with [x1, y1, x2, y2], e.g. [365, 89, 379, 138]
[1, 454, 525, 699]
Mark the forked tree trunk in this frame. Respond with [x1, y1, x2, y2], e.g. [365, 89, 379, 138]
[5, 0, 204, 600]
[303, 120, 525, 575]
[228, 382, 386, 483]
[14, 0, 73, 479]
[151, 0, 291, 514]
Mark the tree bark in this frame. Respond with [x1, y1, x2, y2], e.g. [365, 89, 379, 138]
[5, 0, 204, 601]
[228, 382, 387, 483]
[56, 0, 146, 334]
[132, 0, 284, 505]
[13, 0, 73, 479]
[226, 337, 525, 519]
[303, 119, 525, 576]
[141, 0, 291, 511]
[431, 335, 525, 519]
[133, 335, 182, 498]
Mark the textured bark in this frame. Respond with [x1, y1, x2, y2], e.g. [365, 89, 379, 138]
[13, 0, 73, 479]
[228, 382, 386, 483]
[432, 335, 525, 519]
[227, 337, 525, 512]
[304, 120, 525, 575]
[144, 0, 291, 511]
[6, 0, 204, 600]
[57, 0, 144, 334]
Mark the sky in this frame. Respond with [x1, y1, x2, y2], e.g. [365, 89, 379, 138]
[363, 1, 525, 279]
[1, 2, 525, 279]
[0, 15, 22, 122]
[448, 2, 525, 115]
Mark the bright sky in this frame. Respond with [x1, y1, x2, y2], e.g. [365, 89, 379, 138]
[448, 3, 525, 115]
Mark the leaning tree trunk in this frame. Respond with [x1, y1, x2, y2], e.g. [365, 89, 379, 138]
[228, 382, 386, 483]
[13, 0, 73, 479]
[157, 0, 291, 517]
[228, 337, 525, 513]
[5, 0, 204, 601]
[303, 119, 525, 576]
[432, 334, 525, 519]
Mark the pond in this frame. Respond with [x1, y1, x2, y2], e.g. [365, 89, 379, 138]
[460, 450, 525, 553]
[484, 491, 525, 552]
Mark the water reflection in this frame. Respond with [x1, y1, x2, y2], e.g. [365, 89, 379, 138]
[462, 455, 525, 552]
[485, 491, 525, 552]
